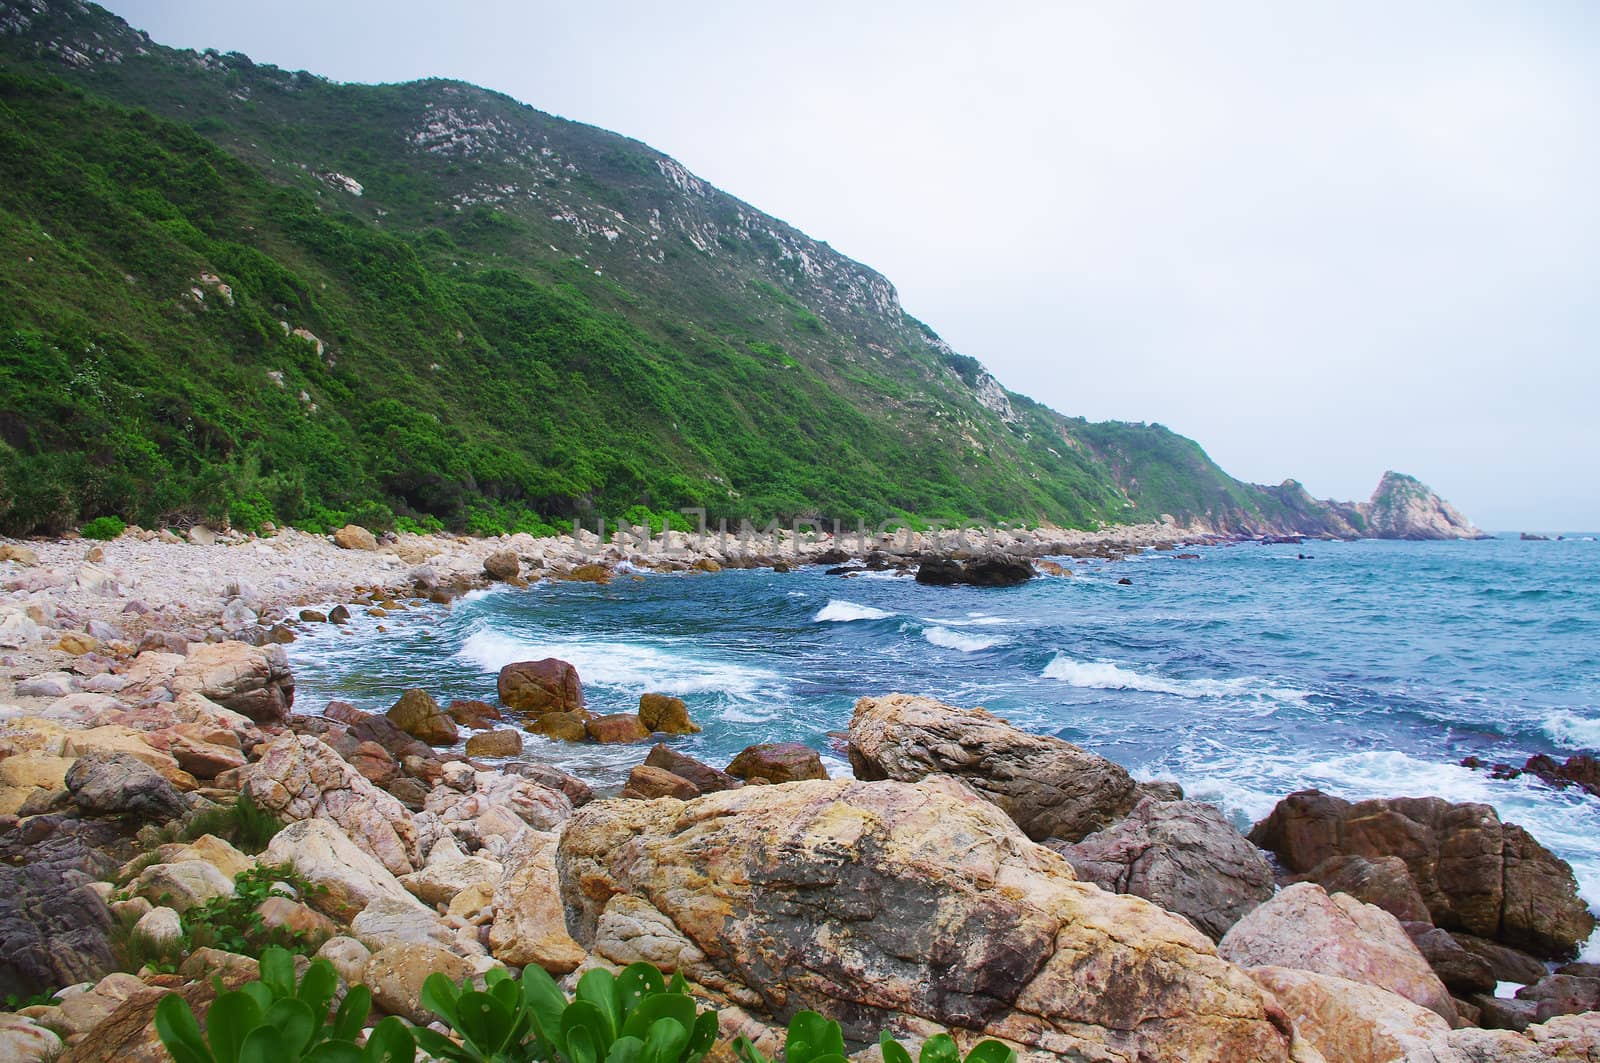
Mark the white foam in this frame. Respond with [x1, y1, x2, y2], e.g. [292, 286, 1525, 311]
[813, 599, 895, 623]
[920, 613, 1017, 628]
[1494, 981, 1525, 1000]
[458, 585, 511, 604]
[455, 629, 780, 699]
[1041, 654, 1310, 703]
[1543, 710, 1600, 751]
[924, 626, 1009, 653]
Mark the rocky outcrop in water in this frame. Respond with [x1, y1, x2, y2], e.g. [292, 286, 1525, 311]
[1362, 471, 1488, 541]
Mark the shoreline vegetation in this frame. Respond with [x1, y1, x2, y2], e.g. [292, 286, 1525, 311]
[2, 521, 1599, 1062]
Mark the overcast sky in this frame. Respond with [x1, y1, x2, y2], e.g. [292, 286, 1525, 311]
[107, 1, 1599, 529]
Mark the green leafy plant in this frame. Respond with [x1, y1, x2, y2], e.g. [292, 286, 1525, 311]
[155, 946, 414, 1063]
[418, 961, 718, 1063]
[733, 1012, 1016, 1063]
[182, 865, 328, 957]
[81, 515, 127, 540]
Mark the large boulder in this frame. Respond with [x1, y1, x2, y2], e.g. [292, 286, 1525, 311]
[1404, 924, 1497, 996]
[363, 943, 482, 1024]
[915, 556, 1035, 587]
[261, 819, 425, 922]
[482, 548, 521, 582]
[558, 778, 1303, 1061]
[65, 750, 188, 823]
[0, 863, 117, 999]
[498, 658, 583, 715]
[239, 734, 421, 874]
[848, 693, 1146, 842]
[385, 688, 458, 746]
[1292, 854, 1432, 923]
[172, 641, 294, 723]
[644, 744, 740, 794]
[487, 829, 585, 973]
[422, 769, 572, 853]
[1050, 796, 1275, 940]
[638, 693, 699, 735]
[1246, 966, 1455, 1063]
[334, 524, 378, 551]
[1219, 882, 1458, 1022]
[1250, 789, 1595, 959]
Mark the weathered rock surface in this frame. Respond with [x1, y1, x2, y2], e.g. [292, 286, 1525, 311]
[1050, 796, 1275, 940]
[364, 942, 482, 1024]
[1293, 853, 1433, 923]
[65, 750, 187, 822]
[58, 952, 258, 1063]
[0, 863, 117, 999]
[621, 764, 700, 799]
[559, 778, 1303, 1061]
[915, 556, 1035, 587]
[498, 658, 583, 715]
[464, 728, 522, 758]
[399, 854, 502, 907]
[334, 524, 378, 551]
[447, 699, 502, 730]
[644, 743, 740, 794]
[239, 734, 420, 874]
[133, 859, 233, 912]
[261, 818, 425, 922]
[482, 548, 521, 582]
[1404, 923, 1497, 996]
[385, 688, 458, 746]
[488, 829, 585, 974]
[1247, 966, 1455, 1063]
[529, 710, 590, 742]
[638, 693, 699, 735]
[586, 713, 651, 744]
[171, 641, 294, 723]
[848, 693, 1144, 842]
[726, 741, 827, 784]
[1219, 882, 1458, 1022]
[1250, 789, 1595, 959]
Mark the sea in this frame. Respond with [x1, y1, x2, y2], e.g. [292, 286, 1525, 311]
[288, 533, 1600, 955]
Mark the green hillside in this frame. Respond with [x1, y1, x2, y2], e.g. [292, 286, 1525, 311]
[0, 0, 1337, 538]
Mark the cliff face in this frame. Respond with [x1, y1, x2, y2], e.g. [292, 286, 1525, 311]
[0, 0, 1486, 542]
[1360, 472, 1487, 541]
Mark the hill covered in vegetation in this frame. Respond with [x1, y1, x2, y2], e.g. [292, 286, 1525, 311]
[0, 1, 1466, 539]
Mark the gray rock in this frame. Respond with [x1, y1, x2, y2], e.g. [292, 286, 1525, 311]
[1050, 796, 1275, 940]
[65, 751, 187, 822]
[0, 863, 117, 999]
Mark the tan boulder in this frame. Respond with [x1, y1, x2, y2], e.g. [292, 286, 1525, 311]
[586, 713, 650, 744]
[350, 894, 466, 954]
[529, 710, 589, 742]
[1219, 882, 1457, 1022]
[621, 764, 700, 800]
[172, 641, 294, 723]
[0, 1014, 60, 1062]
[638, 693, 699, 735]
[488, 829, 585, 974]
[363, 943, 480, 1024]
[262, 818, 426, 922]
[726, 741, 827, 784]
[1248, 966, 1455, 1063]
[848, 693, 1144, 842]
[315, 936, 372, 986]
[0, 752, 74, 790]
[334, 524, 378, 551]
[239, 734, 420, 874]
[447, 699, 502, 730]
[133, 860, 234, 913]
[464, 729, 522, 758]
[256, 896, 337, 943]
[559, 778, 1302, 1061]
[157, 834, 253, 881]
[482, 548, 521, 581]
[399, 855, 502, 907]
[385, 688, 457, 746]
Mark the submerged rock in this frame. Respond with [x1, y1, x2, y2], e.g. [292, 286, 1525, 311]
[558, 778, 1305, 1062]
[848, 693, 1147, 843]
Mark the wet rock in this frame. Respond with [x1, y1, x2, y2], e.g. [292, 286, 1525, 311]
[447, 699, 502, 730]
[239, 734, 420, 874]
[498, 658, 583, 715]
[621, 764, 700, 799]
[1249, 788, 1595, 959]
[1517, 973, 1600, 1023]
[559, 779, 1302, 1061]
[65, 751, 188, 823]
[529, 710, 590, 742]
[464, 729, 522, 758]
[299, 609, 328, 623]
[586, 713, 650, 744]
[1219, 882, 1458, 1022]
[644, 743, 740, 794]
[1522, 753, 1600, 798]
[848, 693, 1143, 843]
[638, 693, 699, 735]
[487, 829, 585, 972]
[328, 605, 352, 624]
[1403, 923, 1497, 996]
[1050, 796, 1275, 940]
[387, 776, 429, 811]
[1451, 933, 1551, 985]
[1468, 992, 1539, 1032]
[726, 741, 827, 784]
[385, 688, 457, 746]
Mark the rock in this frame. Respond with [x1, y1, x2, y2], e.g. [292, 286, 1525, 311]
[345, 712, 435, 763]
[644, 744, 739, 793]
[1247, 966, 1455, 1063]
[328, 604, 352, 624]
[422, 770, 572, 848]
[399, 855, 502, 906]
[0, 612, 43, 649]
[447, 699, 502, 730]
[349, 894, 462, 954]
[261, 819, 425, 922]
[1404, 924, 1497, 996]
[133, 860, 233, 913]
[621, 764, 700, 799]
[483, 548, 521, 581]
[915, 555, 1034, 587]
[385, 688, 457, 746]
[497, 658, 583, 715]
[586, 713, 651, 744]
[388, 777, 429, 810]
[299, 609, 328, 623]
[1518, 974, 1600, 1023]
[1293, 854, 1433, 923]
[1250, 789, 1595, 959]
[255, 894, 337, 942]
[334, 524, 378, 551]
[65, 751, 187, 822]
[487, 829, 585, 974]
[364, 943, 480, 1024]
[172, 640, 294, 723]
[14, 672, 74, 698]
[1469, 992, 1539, 1033]
[1050, 796, 1275, 940]
[132, 906, 182, 947]
[0, 752, 74, 791]
[60, 954, 258, 1063]
[1451, 933, 1552, 985]
[638, 693, 699, 735]
[726, 741, 827, 784]
[0, 1014, 60, 1062]
[160, 834, 253, 881]
[161, 730, 246, 779]
[565, 563, 612, 583]
[1523, 753, 1600, 798]
[315, 936, 371, 986]
[848, 693, 1142, 842]
[504, 762, 594, 806]
[347, 741, 399, 788]
[559, 778, 1303, 1061]
[239, 734, 420, 874]
[0, 863, 117, 1000]
[464, 729, 522, 758]
[0, 544, 39, 565]
[529, 710, 590, 742]
[1219, 882, 1458, 1022]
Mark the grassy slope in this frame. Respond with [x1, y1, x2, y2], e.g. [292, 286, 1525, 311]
[0, 1, 1324, 537]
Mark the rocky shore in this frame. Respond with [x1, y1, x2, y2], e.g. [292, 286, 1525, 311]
[1, 522, 1594, 1063]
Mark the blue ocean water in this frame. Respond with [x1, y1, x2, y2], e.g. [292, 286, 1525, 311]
[289, 534, 1600, 949]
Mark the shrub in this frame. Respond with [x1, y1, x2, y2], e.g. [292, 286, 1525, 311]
[734, 1011, 1016, 1063]
[155, 946, 413, 1063]
[182, 864, 328, 957]
[179, 793, 284, 854]
[81, 514, 127, 540]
